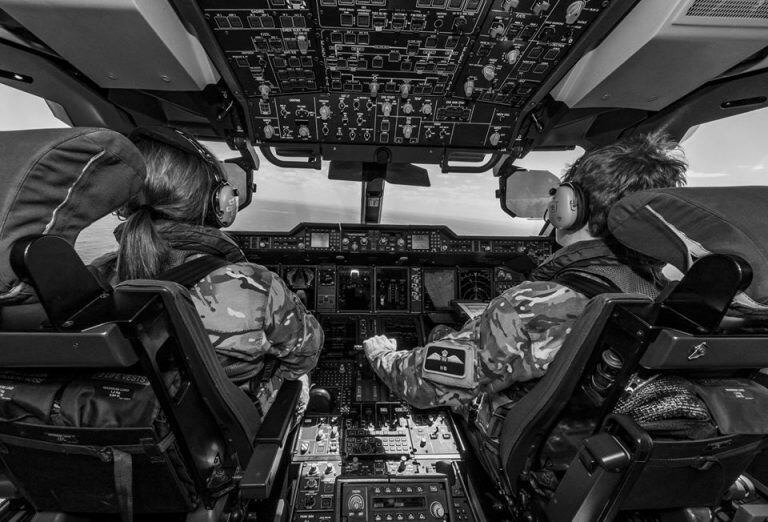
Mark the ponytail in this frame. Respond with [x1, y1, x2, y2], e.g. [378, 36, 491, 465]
[116, 206, 170, 281]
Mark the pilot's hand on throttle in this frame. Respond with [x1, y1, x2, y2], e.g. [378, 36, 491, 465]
[361, 335, 397, 355]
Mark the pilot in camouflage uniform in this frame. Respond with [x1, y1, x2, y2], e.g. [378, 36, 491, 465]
[363, 274, 589, 428]
[364, 133, 688, 478]
[92, 221, 324, 417]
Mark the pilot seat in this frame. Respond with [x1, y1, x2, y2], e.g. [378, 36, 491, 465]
[0, 128, 300, 521]
[490, 186, 768, 521]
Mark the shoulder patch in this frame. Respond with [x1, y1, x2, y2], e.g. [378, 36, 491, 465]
[421, 342, 476, 389]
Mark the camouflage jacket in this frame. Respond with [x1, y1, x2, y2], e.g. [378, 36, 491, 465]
[364, 281, 588, 428]
[364, 238, 666, 435]
[91, 222, 324, 391]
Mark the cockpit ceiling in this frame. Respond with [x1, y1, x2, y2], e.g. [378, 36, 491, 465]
[0, 0, 767, 162]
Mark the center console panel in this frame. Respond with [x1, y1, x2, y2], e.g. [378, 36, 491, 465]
[237, 224, 550, 520]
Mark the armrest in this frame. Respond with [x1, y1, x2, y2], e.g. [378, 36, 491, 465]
[254, 379, 301, 445]
[240, 379, 302, 499]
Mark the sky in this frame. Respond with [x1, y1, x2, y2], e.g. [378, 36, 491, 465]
[2, 83, 767, 261]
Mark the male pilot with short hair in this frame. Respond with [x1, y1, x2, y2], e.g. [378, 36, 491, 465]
[362, 133, 687, 449]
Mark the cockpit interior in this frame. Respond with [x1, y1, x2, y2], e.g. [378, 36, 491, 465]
[1, 0, 768, 521]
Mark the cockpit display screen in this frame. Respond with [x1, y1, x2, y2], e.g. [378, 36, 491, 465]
[310, 232, 330, 248]
[411, 234, 429, 250]
[337, 267, 372, 312]
[423, 269, 456, 311]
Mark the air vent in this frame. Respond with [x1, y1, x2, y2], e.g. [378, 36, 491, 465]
[686, 0, 768, 19]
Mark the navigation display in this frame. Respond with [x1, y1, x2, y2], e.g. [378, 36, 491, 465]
[411, 234, 429, 250]
[310, 232, 330, 248]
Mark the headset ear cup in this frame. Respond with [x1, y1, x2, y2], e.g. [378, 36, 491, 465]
[209, 182, 239, 228]
[570, 183, 588, 230]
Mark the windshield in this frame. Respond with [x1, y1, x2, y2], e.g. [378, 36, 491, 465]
[208, 145, 583, 236]
[2, 85, 767, 261]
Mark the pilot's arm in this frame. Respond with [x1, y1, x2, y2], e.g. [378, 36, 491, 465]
[262, 272, 324, 380]
[363, 281, 588, 410]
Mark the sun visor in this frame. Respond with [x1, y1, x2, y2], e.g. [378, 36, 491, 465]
[608, 187, 768, 311]
[0, 128, 145, 304]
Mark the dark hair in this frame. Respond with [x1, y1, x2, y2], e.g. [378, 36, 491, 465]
[562, 132, 688, 237]
[116, 137, 220, 281]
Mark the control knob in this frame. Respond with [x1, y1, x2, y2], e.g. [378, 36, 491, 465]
[489, 23, 505, 38]
[298, 125, 310, 138]
[382, 102, 393, 117]
[308, 464, 318, 475]
[360, 237, 369, 245]
[482, 64, 496, 81]
[505, 48, 521, 65]
[501, 0, 519, 11]
[319, 105, 331, 120]
[402, 102, 413, 115]
[379, 237, 389, 246]
[325, 463, 334, 475]
[463, 79, 475, 97]
[370, 81, 380, 97]
[348, 493, 365, 512]
[342, 237, 350, 246]
[263, 124, 275, 139]
[396, 238, 405, 247]
[300, 442, 309, 453]
[397, 456, 407, 473]
[421, 103, 433, 115]
[430, 501, 446, 519]
[566, 1, 585, 24]
[259, 84, 271, 100]
[489, 132, 501, 146]
[533, 0, 551, 15]
[400, 83, 410, 99]
[402, 125, 414, 139]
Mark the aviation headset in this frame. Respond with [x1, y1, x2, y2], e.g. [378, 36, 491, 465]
[547, 181, 590, 231]
[129, 126, 239, 228]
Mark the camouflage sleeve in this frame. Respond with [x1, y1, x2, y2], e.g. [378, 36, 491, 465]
[365, 281, 588, 411]
[476, 281, 588, 392]
[364, 325, 481, 410]
[262, 272, 324, 380]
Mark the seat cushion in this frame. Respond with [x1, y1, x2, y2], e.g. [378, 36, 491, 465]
[0, 128, 145, 305]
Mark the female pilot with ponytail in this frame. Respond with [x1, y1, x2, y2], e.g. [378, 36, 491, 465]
[93, 127, 323, 416]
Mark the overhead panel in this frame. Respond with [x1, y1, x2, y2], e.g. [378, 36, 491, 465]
[551, 0, 768, 112]
[196, 0, 614, 150]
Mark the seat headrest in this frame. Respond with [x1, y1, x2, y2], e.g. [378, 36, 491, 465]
[0, 128, 145, 304]
[608, 187, 768, 312]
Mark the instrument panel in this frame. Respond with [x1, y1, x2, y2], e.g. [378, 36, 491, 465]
[196, 0, 612, 150]
[231, 224, 552, 314]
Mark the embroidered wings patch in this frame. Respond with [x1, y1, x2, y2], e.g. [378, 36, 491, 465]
[421, 342, 476, 389]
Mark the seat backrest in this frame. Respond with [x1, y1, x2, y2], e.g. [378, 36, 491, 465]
[499, 253, 768, 520]
[0, 235, 262, 516]
[0, 128, 265, 517]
